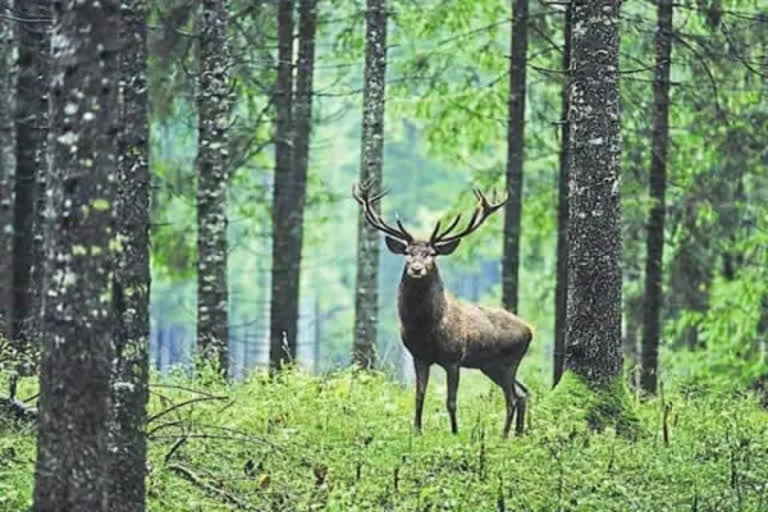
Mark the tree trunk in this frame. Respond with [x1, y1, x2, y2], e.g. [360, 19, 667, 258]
[552, 2, 571, 388]
[33, 2, 120, 510]
[197, 0, 232, 375]
[564, 0, 623, 385]
[352, 0, 388, 369]
[11, 0, 50, 353]
[640, 0, 673, 396]
[108, 1, 150, 510]
[0, 4, 16, 339]
[501, 0, 528, 315]
[269, 0, 297, 370]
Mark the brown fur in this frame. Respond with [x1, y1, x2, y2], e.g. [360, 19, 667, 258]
[397, 254, 533, 437]
[352, 181, 532, 436]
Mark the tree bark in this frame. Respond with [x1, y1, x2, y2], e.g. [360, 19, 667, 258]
[352, 0, 388, 369]
[197, 0, 232, 375]
[108, 0, 150, 510]
[564, 0, 623, 386]
[11, 0, 50, 353]
[33, 1, 120, 510]
[269, 0, 297, 370]
[0, 3, 17, 339]
[640, 0, 673, 395]
[501, 0, 528, 315]
[276, 0, 317, 370]
[552, 2, 571, 388]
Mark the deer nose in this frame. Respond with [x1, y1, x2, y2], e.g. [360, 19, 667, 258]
[409, 262, 426, 277]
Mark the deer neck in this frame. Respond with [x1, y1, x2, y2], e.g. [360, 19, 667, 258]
[398, 266, 447, 329]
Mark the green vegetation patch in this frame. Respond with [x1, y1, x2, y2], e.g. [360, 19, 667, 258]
[542, 371, 642, 439]
[2, 368, 767, 511]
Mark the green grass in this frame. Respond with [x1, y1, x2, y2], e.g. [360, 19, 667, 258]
[2, 367, 768, 511]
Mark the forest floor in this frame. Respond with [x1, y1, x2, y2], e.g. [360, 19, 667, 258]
[1, 366, 767, 511]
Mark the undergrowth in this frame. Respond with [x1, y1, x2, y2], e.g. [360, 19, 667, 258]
[1, 367, 767, 511]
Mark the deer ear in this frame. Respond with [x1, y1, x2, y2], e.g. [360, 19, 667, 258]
[385, 236, 408, 254]
[433, 239, 461, 255]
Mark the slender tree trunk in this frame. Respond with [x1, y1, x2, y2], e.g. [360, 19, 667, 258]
[640, 0, 673, 395]
[0, 3, 17, 339]
[108, 1, 150, 510]
[268, 0, 316, 371]
[501, 0, 528, 314]
[564, 0, 623, 385]
[33, 2, 120, 510]
[269, 0, 297, 370]
[352, 0, 388, 369]
[29, 3, 51, 363]
[552, 2, 571, 388]
[197, 0, 232, 375]
[12, 1, 50, 353]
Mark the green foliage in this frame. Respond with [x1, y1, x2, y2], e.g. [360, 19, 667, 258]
[3, 370, 768, 511]
[140, 0, 768, 383]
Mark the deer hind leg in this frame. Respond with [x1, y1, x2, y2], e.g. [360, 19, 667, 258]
[481, 366, 515, 438]
[445, 364, 460, 434]
[511, 379, 528, 436]
[413, 358, 431, 433]
[493, 364, 527, 438]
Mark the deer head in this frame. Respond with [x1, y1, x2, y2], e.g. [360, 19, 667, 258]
[353, 177, 508, 279]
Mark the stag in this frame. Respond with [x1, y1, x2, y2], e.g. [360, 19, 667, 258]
[353, 178, 533, 437]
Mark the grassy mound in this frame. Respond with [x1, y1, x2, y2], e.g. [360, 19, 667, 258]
[541, 371, 641, 438]
[1, 367, 767, 511]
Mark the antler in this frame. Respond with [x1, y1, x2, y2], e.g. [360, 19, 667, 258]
[352, 177, 413, 242]
[430, 187, 508, 245]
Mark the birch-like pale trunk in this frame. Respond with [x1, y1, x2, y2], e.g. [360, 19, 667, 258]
[352, 0, 388, 369]
[197, 0, 233, 375]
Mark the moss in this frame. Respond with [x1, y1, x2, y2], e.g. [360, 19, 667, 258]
[541, 371, 642, 439]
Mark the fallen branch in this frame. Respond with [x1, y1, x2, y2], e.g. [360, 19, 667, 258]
[168, 463, 256, 510]
[149, 383, 225, 399]
[147, 395, 229, 424]
[0, 395, 38, 423]
[163, 435, 189, 465]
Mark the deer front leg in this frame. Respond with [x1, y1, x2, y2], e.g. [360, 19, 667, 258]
[413, 358, 430, 433]
[445, 364, 460, 434]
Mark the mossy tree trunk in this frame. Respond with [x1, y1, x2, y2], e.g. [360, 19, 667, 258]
[353, 0, 388, 369]
[501, 0, 528, 314]
[563, 0, 623, 385]
[269, 0, 297, 370]
[552, 2, 571, 388]
[640, 0, 673, 395]
[12, 0, 50, 354]
[33, 1, 121, 510]
[0, 4, 17, 339]
[108, 0, 150, 510]
[197, 0, 232, 375]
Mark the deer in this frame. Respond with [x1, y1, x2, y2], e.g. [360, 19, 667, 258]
[353, 178, 533, 437]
